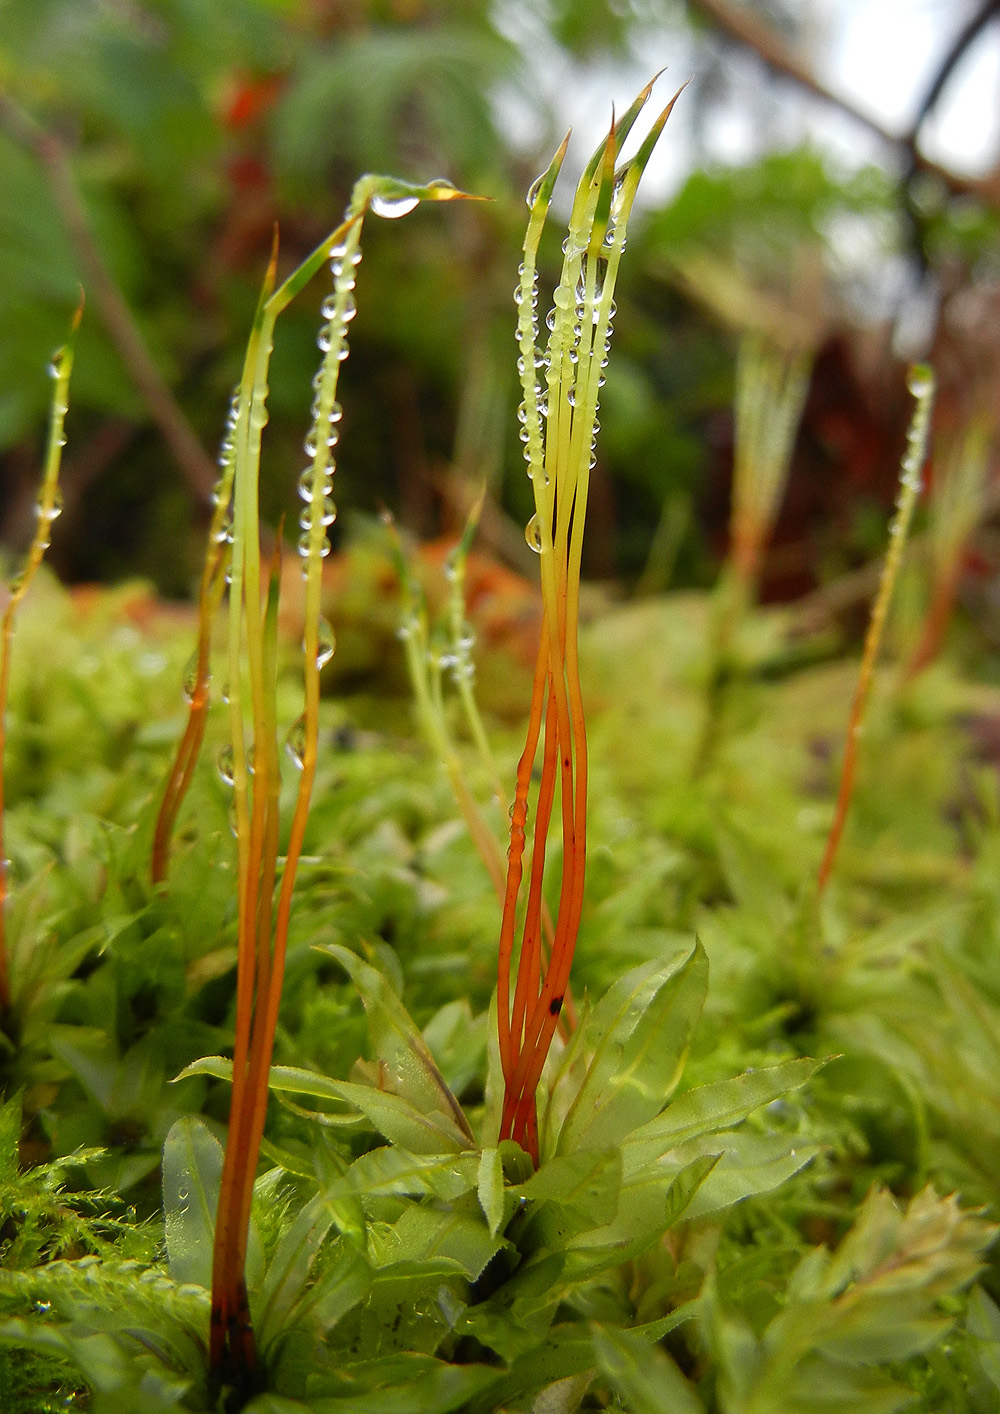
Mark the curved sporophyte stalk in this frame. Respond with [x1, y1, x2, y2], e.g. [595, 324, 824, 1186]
[497, 81, 683, 1165]
[0, 296, 82, 1017]
[817, 364, 935, 898]
[203, 175, 473, 1393]
[151, 383, 241, 884]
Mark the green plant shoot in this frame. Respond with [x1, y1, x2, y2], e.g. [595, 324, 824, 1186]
[0, 297, 81, 1016]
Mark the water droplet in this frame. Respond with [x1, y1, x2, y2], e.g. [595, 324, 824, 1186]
[286, 715, 307, 768]
[553, 286, 572, 311]
[320, 293, 339, 319]
[524, 513, 543, 553]
[217, 745, 235, 786]
[525, 172, 545, 208]
[907, 363, 934, 399]
[183, 653, 200, 704]
[298, 532, 331, 559]
[37, 487, 64, 522]
[316, 617, 335, 669]
[545, 309, 557, 331]
[370, 193, 419, 219]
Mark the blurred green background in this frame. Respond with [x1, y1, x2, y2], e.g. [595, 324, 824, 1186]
[0, 0, 997, 601]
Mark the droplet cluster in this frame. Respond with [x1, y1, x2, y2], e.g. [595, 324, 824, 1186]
[209, 389, 241, 548]
[298, 239, 361, 566]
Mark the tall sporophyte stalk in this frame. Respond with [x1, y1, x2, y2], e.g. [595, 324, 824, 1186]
[817, 364, 935, 896]
[143, 175, 472, 1396]
[0, 298, 81, 1019]
[496, 81, 683, 1165]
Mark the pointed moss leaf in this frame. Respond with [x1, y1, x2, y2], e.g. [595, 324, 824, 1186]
[764, 1357, 915, 1414]
[528, 132, 571, 219]
[968, 1286, 1000, 1392]
[162, 1116, 222, 1288]
[484, 1327, 599, 1411]
[269, 1359, 500, 1413]
[478, 1147, 507, 1237]
[49, 1028, 120, 1113]
[681, 1133, 820, 1220]
[663, 1152, 722, 1228]
[0, 1322, 133, 1397]
[305, 1243, 374, 1331]
[303, 1077, 470, 1155]
[592, 1323, 706, 1414]
[259, 1193, 371, 1342]
[519, 1149, 622, 1242]
[622, 1058, 821, 1176]
[611, 73, 662, 159]
[336, 1146, 478, 1202]
[563, 1154, 719, 1274]
[557, 943, 708, 1156]
[320, 944, 474, 1145]
[0, 1092, 20, 1184]
[385, 1203, 504, 1282]
[174, 1056, 470, 1154]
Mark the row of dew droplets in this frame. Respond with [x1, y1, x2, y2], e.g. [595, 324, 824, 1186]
[178, 388, 244, 708]
[286, 217, 366, 769]
[515, 138, 567, 521]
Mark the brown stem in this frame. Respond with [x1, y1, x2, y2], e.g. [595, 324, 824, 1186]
[688, 0, 1000, 205]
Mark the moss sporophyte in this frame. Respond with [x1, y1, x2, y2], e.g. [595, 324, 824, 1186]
[140, 174, 475, 1389]
[496, 83, 683, 1164]
[0, 296, 81, 1019]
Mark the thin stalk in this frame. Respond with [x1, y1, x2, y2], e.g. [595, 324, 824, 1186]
[151, 387, 241, 883]
[0, 298, 81, 1015]
[817, 365, 935, 896]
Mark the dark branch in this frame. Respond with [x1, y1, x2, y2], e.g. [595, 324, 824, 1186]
[0, 90, 217, 506]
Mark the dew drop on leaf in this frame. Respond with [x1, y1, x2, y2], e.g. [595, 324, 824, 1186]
[217, 744, 235, 786]
[183, 653, 199, 703]
[907, 363, 934, 399]
[525, 172, 545, 208]
[286, 715, 307, 769]
[315, 617, 335, 670]
[525, 513, 543, 553]
[370, 193, 419, 219]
